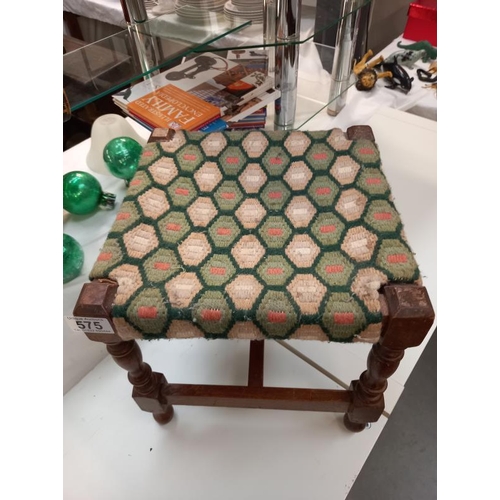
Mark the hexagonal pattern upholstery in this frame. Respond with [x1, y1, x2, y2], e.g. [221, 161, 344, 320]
[89, 128, 421, 343]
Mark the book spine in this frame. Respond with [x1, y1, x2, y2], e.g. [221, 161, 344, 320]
[198, 118, 229, 132]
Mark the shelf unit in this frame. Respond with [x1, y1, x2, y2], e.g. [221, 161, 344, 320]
[63, 0, 370, 128]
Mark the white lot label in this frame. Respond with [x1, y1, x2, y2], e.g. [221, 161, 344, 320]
[65, 316, 115, 334]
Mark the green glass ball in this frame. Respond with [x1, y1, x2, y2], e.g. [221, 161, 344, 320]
[63, 234, 84, 284]
[103, 137, 142, 181]
[63, 171, 104, 215]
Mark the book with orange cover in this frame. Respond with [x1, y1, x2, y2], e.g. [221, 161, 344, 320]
[127, 84, 221, 131]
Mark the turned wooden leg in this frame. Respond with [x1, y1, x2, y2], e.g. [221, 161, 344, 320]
[106, 339, 174, 424]
[344, 284, 435, 432]
[73, 280, 174, 424]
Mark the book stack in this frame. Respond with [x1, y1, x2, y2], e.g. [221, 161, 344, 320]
[112, 49, 278, 132]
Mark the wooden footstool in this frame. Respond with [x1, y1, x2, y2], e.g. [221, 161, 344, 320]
[73, 125, 434, 431]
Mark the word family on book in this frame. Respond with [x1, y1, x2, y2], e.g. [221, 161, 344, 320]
[113, 49, 279, 132]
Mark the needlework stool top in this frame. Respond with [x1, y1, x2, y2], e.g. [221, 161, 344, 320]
[89, 127, 421, 343]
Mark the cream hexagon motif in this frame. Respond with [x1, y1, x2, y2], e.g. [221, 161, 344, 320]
[283, 161, 313, 190]
[238, 163, 268, 193]
[137, 188, 170, 219]
[167, 320, 204, 339]
[287, 274, 327, 315]
[284, 131, 311, 156]
[285, 235, 320, 268]
[351, 268, 388, 312]
[290, 325, 329, 341]
[226, 275, 263, 310]
[178, 233, 211, 266]
[285, 196, 317, 228]
[242, 131, 269, 158]
[123, 224, 159, 258]
[231, 235, 266, 268]
[201, 132, 227, 156]
[335, 188, 368, 221]
[148, 157, 178, 185]
[228, 322, 266, 340]
[330, 156, 360, 185]
[165, 272, 203, 308]
[341, 226, 378, 262]
[194, 161, 223, 192]
[109, 264, 143, 306]
[112, 318, 143, 340]
[235, 198, 267, 229]
[159, 131, 186, 153]
[326, 128, 352, 151]
[187, 197, 217, 227]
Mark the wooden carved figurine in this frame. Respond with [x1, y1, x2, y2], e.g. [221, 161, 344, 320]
[353, 50, 392, 92]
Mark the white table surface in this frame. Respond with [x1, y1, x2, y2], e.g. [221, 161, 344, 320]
[63, 105, 436, 500]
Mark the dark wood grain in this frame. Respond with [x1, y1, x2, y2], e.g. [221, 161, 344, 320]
[163, 384, 351, 412]
[73, 280, 121, 343]
[73, 280, 435, 430]
[107, 340, 174, 424]
[73, 280, 173, 424]
[248, 340, 265, 387]
[346, 125, 376, 141]
[344, 284, 435, 432]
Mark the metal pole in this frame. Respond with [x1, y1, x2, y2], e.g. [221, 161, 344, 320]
[126, 0, 161, 79]
[327, 0, 362, 116]
[274, 0, 302, 130]
[123, 0, 148, 24]
[263, 0, 277, 77]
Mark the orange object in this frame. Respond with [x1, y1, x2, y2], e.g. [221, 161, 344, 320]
[128, 84, 221, 131]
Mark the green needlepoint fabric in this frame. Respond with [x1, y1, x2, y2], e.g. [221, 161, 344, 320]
[89, 128, 421, 343]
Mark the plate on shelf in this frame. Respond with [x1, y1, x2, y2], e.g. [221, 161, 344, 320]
[177, 0, 226, 8]
[223, 1, 263, 22]
[231, 0, 262, 6]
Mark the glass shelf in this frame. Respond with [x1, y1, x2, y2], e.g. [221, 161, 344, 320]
[64, 14, 251, 112]
[194, 0, 371, 52]
[64, 0, 370, 123]
[235, 41, 354, 131]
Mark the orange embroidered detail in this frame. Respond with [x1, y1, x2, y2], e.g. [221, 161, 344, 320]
[210, 267, 226, 275]
[359, 148, 374, 155]
[387, 254, 407, 263]
[270, 157, 282, 165]
[313, 153, 328, 160]
[217, 227, 231, 235]
[97, 252, 113, 261]
[175, 188, 190, 196]
[366, 178, 381, 185]
[334, 312, 354, 324]
[201, 309, 222, 321]
[116, 212, 130, 221]
[374, 212, 392, 220]
[130, 179, 141, 186]
[142, 151, 153, 157]
[267, 267, 283, 275]
[166, 223, 181, 231]
[183, 154, 196, 160]
[154, 262, 170, 270]
[137, 306, 158, 319]
[316, 187, 331, 195]
[268, 191, 282, 199]
[268, 228, 283, 236]
[221, 192, 236, 199]
[326, 265, 344, 274]
[320, 224, 336, 233]
[226, 157, 239, 164]
[268, 311, 287, 323]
